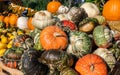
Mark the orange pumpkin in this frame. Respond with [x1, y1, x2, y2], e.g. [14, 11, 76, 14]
[0, 14, 4, 22]
[4, 16, 9, 27]
[40, 26, 68, 50]
[75, 54, 108, 75]
[102, 0, 120, 21]
[9, 14, 18, 27]
[27, 17, 35, 30]
[47, 0, 61, 13]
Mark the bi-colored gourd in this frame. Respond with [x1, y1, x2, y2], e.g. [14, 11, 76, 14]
[93, 48, 116, 69]
[93, 25, 113, 48]
[67, 31, 92, 58]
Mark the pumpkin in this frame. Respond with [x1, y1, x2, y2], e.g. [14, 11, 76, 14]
[40, 26, 68, 50]
[21, 48, 49, 75]
[93, 48, 116, 69]
[67, 31, 92, 58]
[32, 10, 56, 29]
[0, 14, 4, 22]
[47, 0, 62, 13]
[27, 17, 35, 30]
[80, 2, 100, 18]
[9, 14, 18, 27]
[3, 16, 9, 27]
[102, 0, 120, 21]
[17, 16, 28, 30]
[40, 50, 74, 75]
[75, 54, 108, 75]
[12, 34, 34, 49]
[57, 5, 69, 14]
[93, 25, 113, 48]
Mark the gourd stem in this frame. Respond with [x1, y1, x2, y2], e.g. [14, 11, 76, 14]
[90, 64, 94, 72]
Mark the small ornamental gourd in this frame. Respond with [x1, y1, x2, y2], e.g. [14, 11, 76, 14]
[93, 25, 113, 48]
[67, 31, 92, 58]
[40, 26, 68, 50]
[29, 28, 43, 50]
[80, 2, 100, 18]
[75, 54, 108, 75]
[40, 50, 74, 75]
[47, 0, 62, 14]
[9, 14, 18, 27]
[27, 17, 35, 30]
[56, 20, 77, 33]
[66, 7, 86, 24]
[57, 5, 69, 14]
[17, 16, 28, 30]
[93, 48, 116, 69]
[21, 48, 49, 75]
[12, 34, 34, 49]
[3, 47, 24, 69]
[78, 17, 98, 33]
[32, 10, 56, 29]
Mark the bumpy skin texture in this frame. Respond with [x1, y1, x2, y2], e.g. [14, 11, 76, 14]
[40, 50, 74, 75]
[12, 34, 34, 49]
[67, 31, 92, 58]
[21, 48, 49, 75]
[93, 26, 112, 48]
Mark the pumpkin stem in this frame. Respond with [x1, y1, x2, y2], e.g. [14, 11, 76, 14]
[54, 32, 65, 37]
[90, 64, 94, 72]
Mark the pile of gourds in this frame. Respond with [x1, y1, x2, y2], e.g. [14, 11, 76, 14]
[0, 0, 120, 75]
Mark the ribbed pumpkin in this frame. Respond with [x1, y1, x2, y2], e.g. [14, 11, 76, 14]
[40, 26, 68, 50]
[75, 54, 108, 75]
[9, 14, 18, 27]
[47, 0, 61, 13]
[27, 17, 35, 30]
[4, 16, 9, 27]
[102, 0, 120, 21]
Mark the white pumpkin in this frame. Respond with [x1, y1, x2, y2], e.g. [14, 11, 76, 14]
[17, 16, 28, 30]
[32, 10, 56, 29]
[80, 2, 100, 17]
[57, 5, 69, 14]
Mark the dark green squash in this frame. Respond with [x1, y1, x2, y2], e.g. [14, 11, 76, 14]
[21, 48, 49, 75]
[40, 50, 74, 75]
